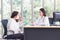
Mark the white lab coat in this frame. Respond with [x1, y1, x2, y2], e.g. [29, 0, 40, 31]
[7, 18, 21, 34]
[33, 16, 50, 26]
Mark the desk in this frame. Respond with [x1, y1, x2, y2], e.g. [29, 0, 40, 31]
[24, 26, 60, 28]
[24, 26, 60, 40]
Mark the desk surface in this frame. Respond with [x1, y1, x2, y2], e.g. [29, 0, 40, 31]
[24, 26, 60, 28]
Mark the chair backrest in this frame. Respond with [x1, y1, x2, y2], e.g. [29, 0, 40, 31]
[1, 19, 8, 36]
[49, 18, 53, 25]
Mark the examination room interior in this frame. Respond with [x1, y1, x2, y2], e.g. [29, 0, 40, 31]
[0, 0, 60, 40]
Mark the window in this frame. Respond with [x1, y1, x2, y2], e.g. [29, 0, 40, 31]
[12, 0, 21, 15]
[23, 0, 32, 26]
[56, 0, 60, 11]
[33, 0, 42, 21]
[3, 0, 11, 19]
[0, 0, 60, 26]
[0, 0, 2, 34]
[44, 0, 54, 17]
[0, 0, 1, 21]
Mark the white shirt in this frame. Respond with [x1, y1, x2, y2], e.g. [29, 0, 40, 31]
[7, 18, 20, 34]
[33, 16, 50, 26]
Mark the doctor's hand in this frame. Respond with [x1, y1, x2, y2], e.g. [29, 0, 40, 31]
[30, 20, 35, 26]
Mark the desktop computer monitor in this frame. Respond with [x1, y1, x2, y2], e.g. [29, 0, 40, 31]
[53, 12, 60, 21]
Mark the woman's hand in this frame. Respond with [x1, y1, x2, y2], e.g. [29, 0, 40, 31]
[19, 16, 23, 21]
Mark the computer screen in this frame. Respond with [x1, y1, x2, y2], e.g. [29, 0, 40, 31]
[53, 12, 60, 21]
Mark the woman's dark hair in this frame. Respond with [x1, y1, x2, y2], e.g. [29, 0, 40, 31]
[11, 11, 18, 18]
[40, 8, 46, 16]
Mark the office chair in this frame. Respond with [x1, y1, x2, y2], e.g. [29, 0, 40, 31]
[1, 19, 14, 38]
[49, 18, 53, 26]
[1, 19, 8, 38]
[1, 19, 24, 40]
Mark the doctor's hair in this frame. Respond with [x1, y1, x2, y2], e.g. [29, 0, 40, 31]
[11, 11, 18, 18]
[40, 8, 46, 16]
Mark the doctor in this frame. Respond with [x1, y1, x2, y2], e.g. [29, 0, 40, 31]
[33, 8, 50, 26]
